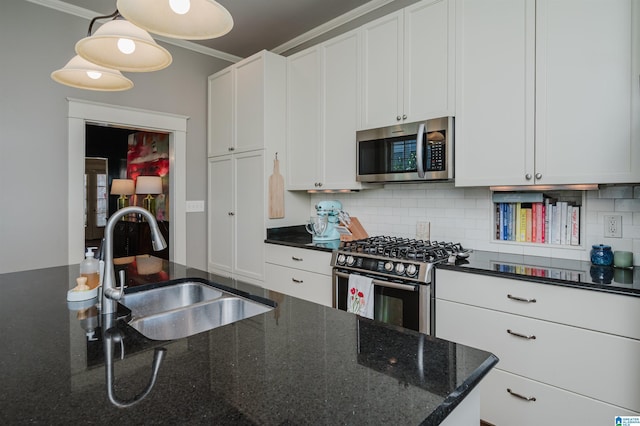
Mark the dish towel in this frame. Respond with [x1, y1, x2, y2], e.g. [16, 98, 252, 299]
[347, 274, 374, 319]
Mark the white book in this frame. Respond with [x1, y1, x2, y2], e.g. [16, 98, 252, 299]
[552, 204, 562, 245]
[559, 202, 568, 245]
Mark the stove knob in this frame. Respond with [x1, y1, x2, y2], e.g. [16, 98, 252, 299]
[336, 254, 346, 265]
[384, 261, 394, 272]
[346, 255, 356, 266]
[395, 263, 405, 275]
[406, 264, 418, 277]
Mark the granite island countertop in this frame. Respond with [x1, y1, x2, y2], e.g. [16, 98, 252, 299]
[0, 258, 497, 425]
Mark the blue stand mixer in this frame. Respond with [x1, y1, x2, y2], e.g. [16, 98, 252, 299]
[305, 200, 345, 243]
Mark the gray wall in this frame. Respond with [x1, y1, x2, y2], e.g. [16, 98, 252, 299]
[0, 0, 232, 273]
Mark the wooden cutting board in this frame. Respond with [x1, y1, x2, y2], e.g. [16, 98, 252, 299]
[268, 155, 284, 219]
[340, 217, 368, 241]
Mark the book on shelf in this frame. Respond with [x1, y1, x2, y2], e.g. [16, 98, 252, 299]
[494, 197, 580, 246]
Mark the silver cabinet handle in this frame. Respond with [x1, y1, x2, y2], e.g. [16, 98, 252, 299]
[228, 147, 235, 151]
[402, 114, 407, 120]
[507, 294, 537, 303]
[292, 278, 303, 284]
[535, 172, 542, 180]
[416, 123, 426, 178]
[507, 388, 536, 402]
[291, 256, 303, 261]
[228, 212, 235, 216]
[525, 173, 532, 180]
[507, 329, 536, 340]
[396, 115, 402, 121]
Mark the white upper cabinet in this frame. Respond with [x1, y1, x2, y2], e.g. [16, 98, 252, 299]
[287, 30, 368, 191]
[208, 51, 283, 156]
[455, 0, 640, 187]
[360, 0, 455, 130]
[534, 0, 639, 185]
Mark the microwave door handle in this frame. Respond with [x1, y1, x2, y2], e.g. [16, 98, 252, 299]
[416, 123, 425, 178]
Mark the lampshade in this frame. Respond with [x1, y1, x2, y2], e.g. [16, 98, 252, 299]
[117, 0, 233, 40]
[135, 176, 163, 194]
[51, 55, 133, 91]
[75, 19, 172, 72]
[110, 178, 135, 195]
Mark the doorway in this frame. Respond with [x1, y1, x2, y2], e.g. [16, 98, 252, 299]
[68, 99, 188, 265]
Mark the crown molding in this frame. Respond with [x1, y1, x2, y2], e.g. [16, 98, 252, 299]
[272, 0, 394, 54]
[25, 0, 242, 63]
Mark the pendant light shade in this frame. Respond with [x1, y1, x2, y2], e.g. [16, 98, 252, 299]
[117, 0, 233, 40]
[75, 19, 172, 72]
[51, 55, 133, 91]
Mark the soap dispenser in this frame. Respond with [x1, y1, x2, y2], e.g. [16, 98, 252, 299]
[80, 247, 100, 290]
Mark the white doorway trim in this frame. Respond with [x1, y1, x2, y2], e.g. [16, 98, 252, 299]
[67, 98, 189, 265]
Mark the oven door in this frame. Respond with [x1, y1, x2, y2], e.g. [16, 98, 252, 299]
[333, 270, 430, 334]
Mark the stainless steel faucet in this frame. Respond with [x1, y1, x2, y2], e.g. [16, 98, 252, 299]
[101, 206, 167, 315]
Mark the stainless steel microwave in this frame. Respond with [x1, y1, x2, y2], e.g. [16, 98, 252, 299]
[356, 117, 454, 183]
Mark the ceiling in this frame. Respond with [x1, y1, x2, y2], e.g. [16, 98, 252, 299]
[58, 0, 383, 59]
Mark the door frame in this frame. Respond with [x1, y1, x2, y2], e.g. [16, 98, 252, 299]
[68, 98, 188, 265]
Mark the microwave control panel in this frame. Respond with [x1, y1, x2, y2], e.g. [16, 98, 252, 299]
[425, 141, 445, 171]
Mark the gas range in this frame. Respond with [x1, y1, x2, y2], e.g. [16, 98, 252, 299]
[331, 236, 470, 284]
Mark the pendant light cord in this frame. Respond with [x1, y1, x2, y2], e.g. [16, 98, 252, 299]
[87, 10, 121, 36]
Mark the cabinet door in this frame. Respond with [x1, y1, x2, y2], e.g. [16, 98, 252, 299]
[454, 0, 535, 187]
[535, 0, 639, 184]
[208, 155, 233, 274]
[404, 0, 454, 121]
[235, 54, 265, 153]
[287, 48, 322, 190]
[208, 69, 234, 157]
[360, 10, 404, 130]
[233, 150, 265, 282]
[321, 30, 361, 190]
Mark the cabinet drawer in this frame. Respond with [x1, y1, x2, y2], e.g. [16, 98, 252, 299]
[265, 244, 332, 276]
[436, 299, 640, 411]
[264, 263, 332, 307]
[435, 269, 640, 339]
[481, 369, 639, 426]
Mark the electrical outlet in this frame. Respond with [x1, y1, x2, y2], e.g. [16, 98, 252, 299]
[416, 221, 430, 241]
[604, 215, 622, 238]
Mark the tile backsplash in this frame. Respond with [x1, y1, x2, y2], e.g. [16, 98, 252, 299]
[309, 182, 640, 265]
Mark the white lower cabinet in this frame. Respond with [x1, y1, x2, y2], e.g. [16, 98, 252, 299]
[482, 369, 635, 426]
[264, 244, 332, 306]
[435, 268, 640, 423]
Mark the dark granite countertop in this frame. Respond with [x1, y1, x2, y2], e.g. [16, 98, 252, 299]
[266, 226, 640, 298]
[0, 258, 497, 425]
[265, 225, 338, 251]
[437, 249, 640, 297]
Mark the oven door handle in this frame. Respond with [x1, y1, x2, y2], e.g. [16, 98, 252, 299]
[334, 271, 420, 292]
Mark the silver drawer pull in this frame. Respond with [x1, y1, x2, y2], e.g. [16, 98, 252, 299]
[507, 294, 536, 303]
[291, 256, 303, 261]
[507, 388, 537, 402]
[292, 278, 303, 284]
[507, 329, 536, 340]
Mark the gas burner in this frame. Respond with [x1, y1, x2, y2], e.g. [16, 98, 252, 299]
[338, 236, 469, 264]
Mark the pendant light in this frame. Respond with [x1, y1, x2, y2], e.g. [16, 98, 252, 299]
[117, 0, 233, 40]
[76, 19, 172, 72]
[51, 55, 133, 91]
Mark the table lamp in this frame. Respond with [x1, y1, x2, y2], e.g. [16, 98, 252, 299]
[135, 176, 162, 216]
[110, 179, 135, 210]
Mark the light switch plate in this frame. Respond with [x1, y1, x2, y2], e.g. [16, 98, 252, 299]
[186, 200, 205, 213]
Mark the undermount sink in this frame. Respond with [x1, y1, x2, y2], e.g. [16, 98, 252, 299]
[120, 279, 274, 341]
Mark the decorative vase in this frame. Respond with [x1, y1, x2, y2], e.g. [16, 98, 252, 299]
[590, 244, 613, 266]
